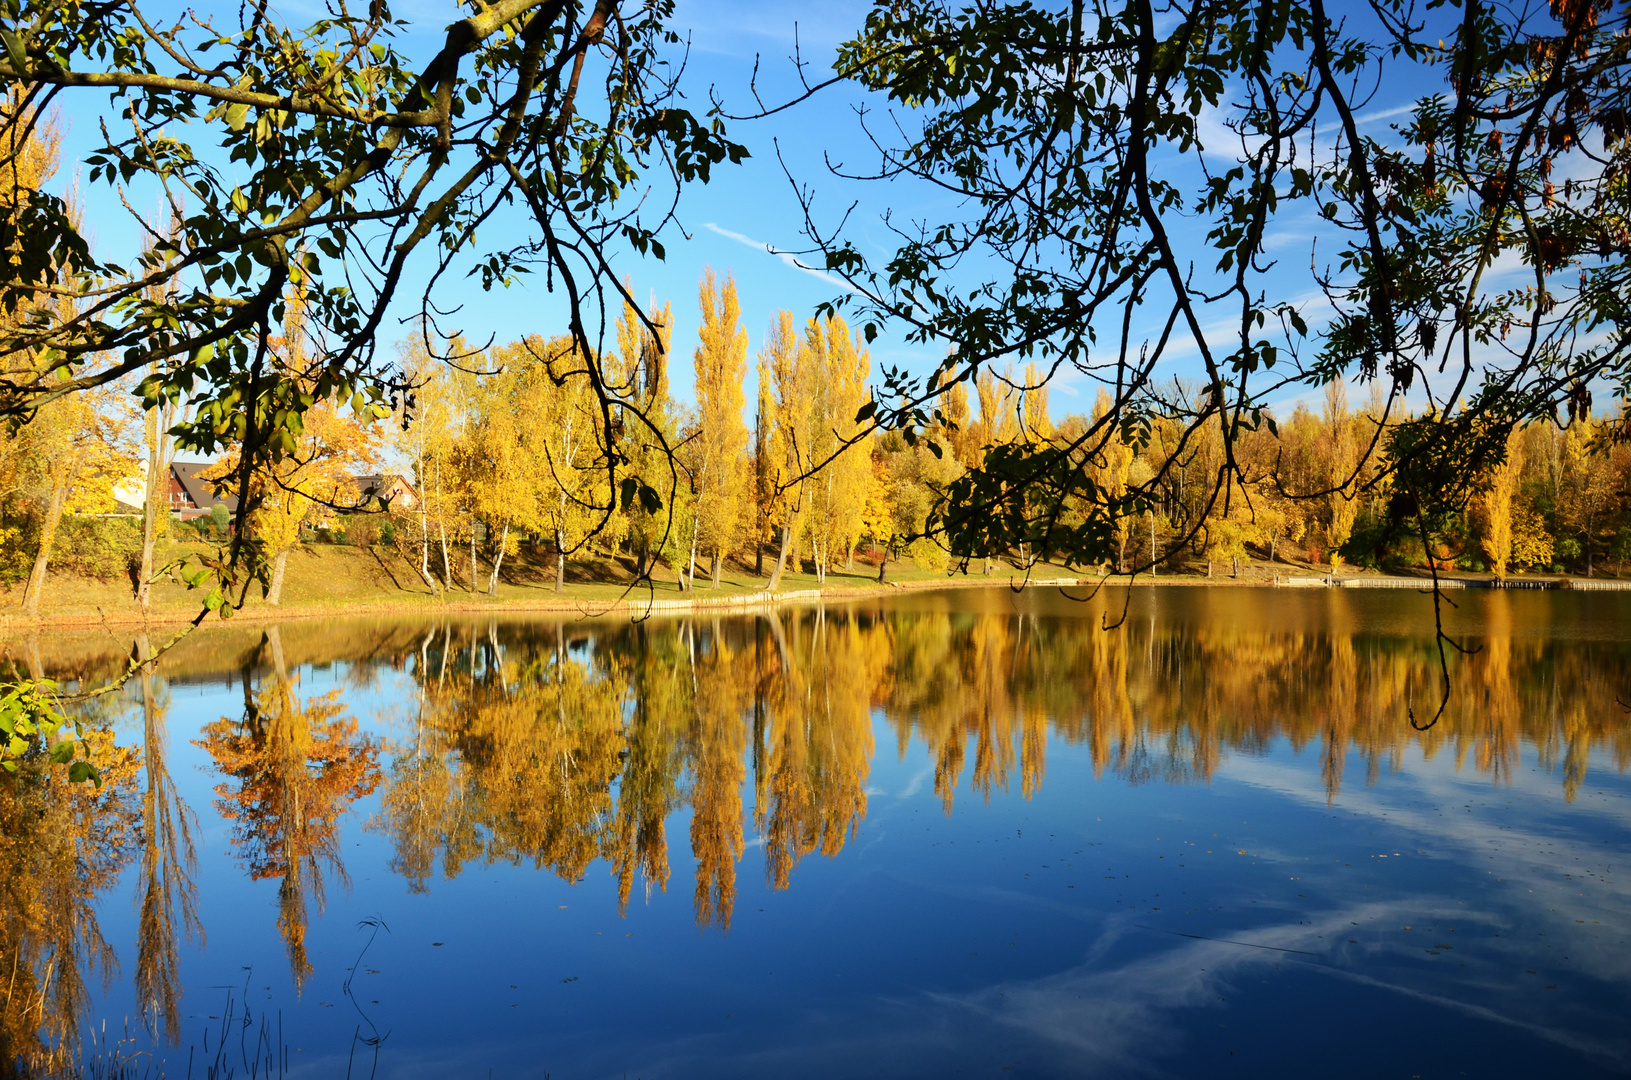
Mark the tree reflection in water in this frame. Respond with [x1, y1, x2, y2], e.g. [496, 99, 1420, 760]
[353, 593, 1631, 933]
[194, 627, 381, 992]
[3, 591, 1630, 1072]
[361, 594, 1631, 932]
[133, 633, 202, 1045]
[0, 659, 141, 1076]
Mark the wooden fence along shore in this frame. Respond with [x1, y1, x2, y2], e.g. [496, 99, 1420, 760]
[1272, 575, 1631, 591]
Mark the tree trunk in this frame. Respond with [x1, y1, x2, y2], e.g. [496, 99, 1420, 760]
[1206, 559, 1213, 578]
[137, 501, 160, 609]
[22, 455, 76, 619]
[767, 523, 793, 590]
[487, 523, 509, 595]
[877, 540, 890, 584]
[711, 548, 722, 589]
[266, 547, 290, 605]
[438, 520, 453, 593]
[684, 527, 699, 593]
[555, 526, 566, 593]
[1149, 511, 1157, 577]
[470, 530, 478, 593]
[138, 459, 164, 611]
[419, 512, 439, 595]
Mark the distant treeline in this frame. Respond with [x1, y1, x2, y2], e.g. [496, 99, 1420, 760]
[4, 271, 1631, 613]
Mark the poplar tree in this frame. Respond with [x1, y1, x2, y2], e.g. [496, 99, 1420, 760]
[1478, 427, 1526, 579]
[803, 314, 872, 579]
[764, 312, 808, 590]
[691, 270, 750, 588]
[614, 298, 678, 580]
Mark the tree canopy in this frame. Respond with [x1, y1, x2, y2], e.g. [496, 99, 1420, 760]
[777, 0, 1631, 578]
[0, 0, 744, 598]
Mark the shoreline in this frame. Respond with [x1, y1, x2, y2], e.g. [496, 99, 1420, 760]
[6, 566, 1627, 636]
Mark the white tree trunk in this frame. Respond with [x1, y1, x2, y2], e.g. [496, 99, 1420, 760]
[22, 452, 77, 619]
[267, 547, 290, 605]
[487, 522, 509, 595]
[556, 525, 567, 593]
[419, 511, 440, 594]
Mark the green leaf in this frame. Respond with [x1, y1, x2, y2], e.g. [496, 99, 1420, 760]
[0, 28, 26, 73]
[68, 761, 100, 786]
[225, 102, 250, 131]
[49, 740, 75, 765]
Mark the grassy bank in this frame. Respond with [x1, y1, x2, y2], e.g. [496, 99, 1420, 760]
[2, 537, 1617, 636]
[1, 540, 1055, 632]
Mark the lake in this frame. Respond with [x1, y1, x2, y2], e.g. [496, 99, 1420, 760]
[3, 585, 1629, 1079]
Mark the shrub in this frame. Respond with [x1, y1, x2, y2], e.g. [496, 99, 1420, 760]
[906, 536, 948, 571]
[46, 516, 142, 582]
[340, 514, 379, 548]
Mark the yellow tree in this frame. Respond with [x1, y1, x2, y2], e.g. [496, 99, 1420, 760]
[764, 312, 810, 589]
[804, 314, 872, 579]
[1558, 413, 1615, 575]
[692, 270, 750, 587]
[16, 386, 131, 617]
[928, 359, 975, 467]
[209, 401, 381, 606]
[392, 329, 464, 593]
[530, 337, 602, 592]
[1090, 389, 1135, 571]
[1, 97, 136, 617]
[1322, 381, 1360, 573]
[858, 451, 894, 559]
[1020, 361, 1054, 441]
[1478, 424, 1525, 579]
[975, 366, 1019, 449]
[421, 355, 479, 590]
[613, 297, 678, 578]
[466, 348, 550, 594]
[753, 348, 773, 574]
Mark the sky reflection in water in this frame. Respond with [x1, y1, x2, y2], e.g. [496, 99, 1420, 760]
[3, 586, 1629, 1079]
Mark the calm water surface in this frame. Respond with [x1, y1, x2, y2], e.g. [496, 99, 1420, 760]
[4, 586, 1630, 1079]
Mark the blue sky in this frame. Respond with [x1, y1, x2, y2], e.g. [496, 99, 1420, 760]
[52, 0, 1545, 425]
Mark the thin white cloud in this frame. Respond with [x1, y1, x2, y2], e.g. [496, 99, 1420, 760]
[1354, 102, 1423, 127]
[702, 222, 854, 293]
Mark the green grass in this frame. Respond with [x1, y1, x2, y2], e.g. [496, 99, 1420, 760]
[0, 539, 1010, 626]
[13, 532, 1584, 630]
